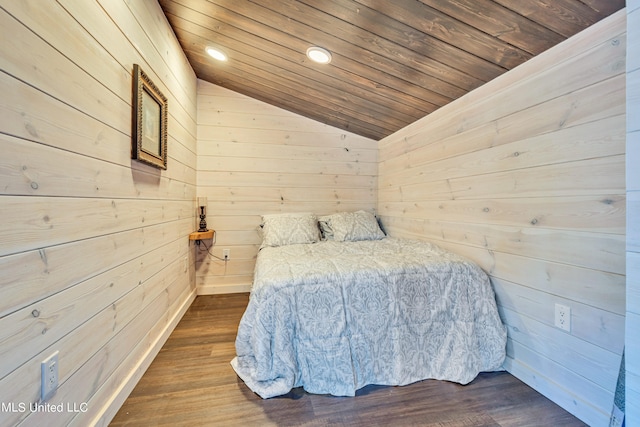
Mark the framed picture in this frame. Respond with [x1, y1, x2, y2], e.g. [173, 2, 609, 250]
[132, 64, 168, 169]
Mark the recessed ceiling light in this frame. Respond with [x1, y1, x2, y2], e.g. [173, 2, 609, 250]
[306, 46, 332, 64]
[206, 47, 227, 61]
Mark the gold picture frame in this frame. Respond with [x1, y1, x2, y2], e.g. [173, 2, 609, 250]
[132, 64, 167, 169]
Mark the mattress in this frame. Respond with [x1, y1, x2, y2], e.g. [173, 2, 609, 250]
[231, 237, 507, 398]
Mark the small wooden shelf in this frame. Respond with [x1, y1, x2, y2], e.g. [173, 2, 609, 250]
[189, 230, 215, 241]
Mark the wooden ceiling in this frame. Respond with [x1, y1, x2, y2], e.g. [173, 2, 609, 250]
[158, 0, 624, 140]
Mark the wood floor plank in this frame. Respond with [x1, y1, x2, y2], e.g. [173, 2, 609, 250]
[110, 294, 586, 426]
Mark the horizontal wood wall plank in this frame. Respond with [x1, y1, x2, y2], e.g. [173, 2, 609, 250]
[198, 125, 375, 149]
[206, 215, 258, 231]
[0, 72, 129, 165]
[379, 195, 625, 234]
[17, 277, 191, 427]
[205, 187, 375, 203]
[377, 11, 626, 424]
[493, 278, 624, 351]
[380, 112, 625, 188]
[0, 219, 193, 318]
[0, 1, 197, 425]
[448, 156, 625, 199]
[197, 258, 255, 277]
[197, 80, 377, 292]
[195, 245, 258, 264]
[500, 307, 620, 391]
[0, 134, 194, 197]
[121, 0, 198, 114]
[2, 0, 198, 168]
[199, 232, 260, 248]
[0, 255, 191, 426]
[0, 197, 192, 256]
[381, 219, 626, 315]
[0, 8, 197, 179]
[0, 9, 127, 131]
[202, 201, 375, 217]
[0, 236, 190, 380]
[382, 216, 624, 275]
[198, 156, 376, 175]
[80, 0, 196, 133]
[198, 171, 376, 189]
[198, 140, 377, 163]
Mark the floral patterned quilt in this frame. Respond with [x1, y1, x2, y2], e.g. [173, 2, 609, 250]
[231, 238, 507, 398]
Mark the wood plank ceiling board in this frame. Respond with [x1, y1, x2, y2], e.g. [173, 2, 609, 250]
[158, 0, 625, 140]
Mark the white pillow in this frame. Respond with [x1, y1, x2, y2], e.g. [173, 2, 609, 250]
[260, 213, 321, 248]
[325, 211, 385, 242]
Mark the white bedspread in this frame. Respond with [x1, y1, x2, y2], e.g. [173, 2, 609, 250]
[231, 238, 506, 398]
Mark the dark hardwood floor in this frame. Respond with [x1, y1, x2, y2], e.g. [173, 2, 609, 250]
[110, 294, 586, 426]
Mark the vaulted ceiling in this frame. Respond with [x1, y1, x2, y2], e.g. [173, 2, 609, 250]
[159, 0, 625, 140]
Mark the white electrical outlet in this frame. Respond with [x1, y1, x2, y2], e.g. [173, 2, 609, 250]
[41, 351, 59, 401]
[554, 303, 571, 332]
[223, 249, 230, 260]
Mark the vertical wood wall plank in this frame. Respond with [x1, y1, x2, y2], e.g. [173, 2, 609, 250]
[626, 3, 640, 426]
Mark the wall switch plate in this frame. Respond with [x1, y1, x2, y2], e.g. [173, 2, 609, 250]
[41, 351, 59, 401]
[554, 304, 571, 332]
[223, 249, 230, 260]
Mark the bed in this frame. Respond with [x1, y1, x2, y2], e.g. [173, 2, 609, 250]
[230, 211, 507, 399]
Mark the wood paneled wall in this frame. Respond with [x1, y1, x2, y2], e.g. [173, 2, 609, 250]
[627, 3, 640, 426]
[196, 80, 377, 294]
[377, 10, 626, 426]
[0, 1, 197, 425]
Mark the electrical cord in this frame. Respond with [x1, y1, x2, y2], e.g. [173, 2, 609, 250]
[198, 237, 228, 274]
[198, 239, 224, 260]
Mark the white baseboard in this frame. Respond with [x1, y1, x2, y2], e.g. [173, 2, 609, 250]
[91, 289, 197, 426]
[503, 356, 608, 427]
[197, 283, 252, 294]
